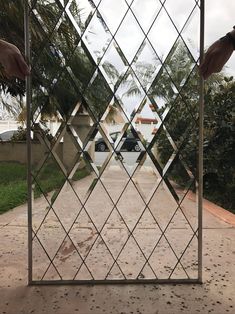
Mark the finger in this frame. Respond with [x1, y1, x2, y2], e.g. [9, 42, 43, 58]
[15, 53, 30, 77]
[6, 58, 25, 80]
[203, 65, 214, 80]
[201, 57, 215, 80]
[2, 68, 11, 80]
[199, 51, 213, 78]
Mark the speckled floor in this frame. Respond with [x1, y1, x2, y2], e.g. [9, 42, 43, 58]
[0, 176, 234, 313]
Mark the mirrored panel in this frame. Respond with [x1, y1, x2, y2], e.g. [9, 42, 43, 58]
[28, 0, 202, 283]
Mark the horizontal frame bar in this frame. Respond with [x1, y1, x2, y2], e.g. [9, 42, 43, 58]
[30, 279, 202, 286]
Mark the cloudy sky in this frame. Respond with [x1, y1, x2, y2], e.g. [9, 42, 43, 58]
[81, 0, 235, 76]
[75, 0, 235, 120]
[1, 0, 235, 120]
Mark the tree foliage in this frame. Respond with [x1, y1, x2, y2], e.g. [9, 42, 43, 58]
[203, 78, 235, 212]
[1, 2, 234, 211]
[153, 42, 235, 212]
[0, 0, 112, 120]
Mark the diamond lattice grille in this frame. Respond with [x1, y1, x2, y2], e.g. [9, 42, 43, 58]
[28, 0, 203, 283]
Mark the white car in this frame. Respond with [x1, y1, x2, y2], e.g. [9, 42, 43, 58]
[0, 129, 18, 141]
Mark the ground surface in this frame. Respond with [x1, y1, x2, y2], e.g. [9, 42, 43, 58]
[0, 169, 234, 314]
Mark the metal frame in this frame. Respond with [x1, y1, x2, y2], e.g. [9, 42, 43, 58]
[198, 0, 205, 283]
[24, 0, 33, 285]
[25, 0, 204, 285]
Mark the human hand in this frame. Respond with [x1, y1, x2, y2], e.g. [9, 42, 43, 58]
[200, 37, 234, 80]
[0, 39, 30, 80]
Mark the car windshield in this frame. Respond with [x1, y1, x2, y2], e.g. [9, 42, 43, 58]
[110, 132, 119, 141]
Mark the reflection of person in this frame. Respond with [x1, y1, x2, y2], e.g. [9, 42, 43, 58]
[0, 39, 30, 80]
[200, 27, 235, 79]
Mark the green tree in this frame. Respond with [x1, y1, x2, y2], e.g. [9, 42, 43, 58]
[0, 0, 112, 121]
[203, 78, 235, 212]
[151, 41, 235, 212]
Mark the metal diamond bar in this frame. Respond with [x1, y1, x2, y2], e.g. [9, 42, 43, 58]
[136, 206, 197, 279]
[126, 0, 199, 76]
[74, 159, 157, 265]
[109, 76, 198, 199]
[160, 95, 198, 147]
[70, 210, 133, 280]
[29, 0, 92, 61]
[127, 3, 182, 66]
[31, 106, 148, 225]
[26, 1, 204, 284]
[30, 124, 84, 201]
[68, 0, 131, 90]
[35, 218, 95, 280]
[28, 0, 196, 139]
[159, 0, 199, 60]
[167, 232, 198, 279]
[30, 58, 84, 125]
[31, 137, 108, 233]
[137, 181, 198, 268]
[106, 29, 200, 172]
[31, 173, 80, 236]
[145, 71, 199, 167]
[32, 171, 127, 280]
[33, 231, 63, 280]
[32, 134, 198, 276]
[30, 124, 103, 234]
[31, 98, 112, 193]
[63, 1, 178, 129]
[73, 180, 158, 280]
[30, 0, 191, 172]
[84, 153, 194, 280]
[30, 141, 144, 280]
[35, 35, 189, 280]
[31, 199, 90, 280]
[58, 140, 167, 279]
[30, 1, 74, 67]
[146, 63, 200, 127]
[39, 208, 122, 281]
[77, 125, 198, 280]
[29, 6, 109, 118]
[140, 189, 198, 280]
[95, 150, 200, 280]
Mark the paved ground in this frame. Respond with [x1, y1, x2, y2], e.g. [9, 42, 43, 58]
[0, 169, 234, 314]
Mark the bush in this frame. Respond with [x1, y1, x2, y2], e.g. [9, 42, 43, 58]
[156, 77, 235, 212]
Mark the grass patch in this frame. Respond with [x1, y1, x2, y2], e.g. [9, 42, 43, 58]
[0, 161, 90, 215]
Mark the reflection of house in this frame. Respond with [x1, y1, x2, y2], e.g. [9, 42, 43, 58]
[135, 117, 158, 142]
[103, 104, 159, 142]
[104, 105, 125, 125]
[135, 117, 157, 124]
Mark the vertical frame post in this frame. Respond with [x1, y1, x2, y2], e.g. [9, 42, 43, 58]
[24, 0, 32, 285]
[198, 0, 205, 283]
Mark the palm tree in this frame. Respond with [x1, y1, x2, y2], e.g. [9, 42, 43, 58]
[0, 0, 113, 120]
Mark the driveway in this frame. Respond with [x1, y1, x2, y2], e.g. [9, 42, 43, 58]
[0, 170, 234, 314]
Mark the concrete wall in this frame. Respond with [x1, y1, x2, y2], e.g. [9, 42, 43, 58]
[0, 139, 94, 168]
[0, 142, 63, 165]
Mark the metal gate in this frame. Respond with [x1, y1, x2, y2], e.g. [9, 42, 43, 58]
[25, 0, 204, 285]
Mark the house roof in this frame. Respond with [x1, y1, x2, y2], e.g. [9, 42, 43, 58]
[136, 117, 158, 124]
